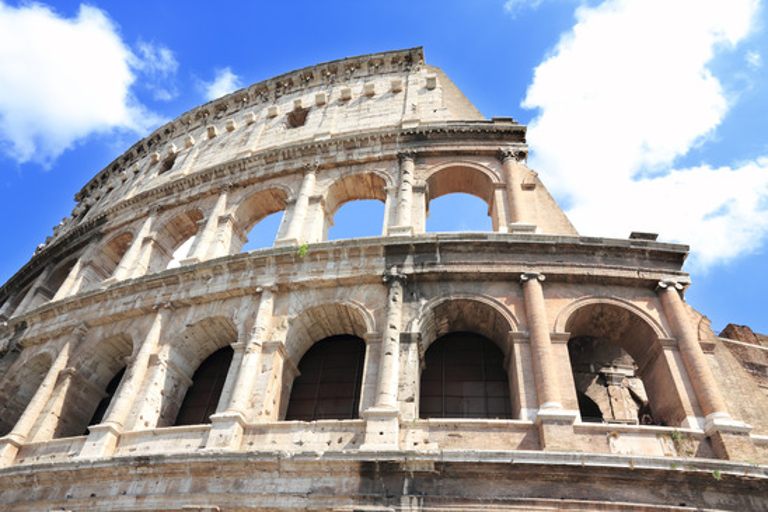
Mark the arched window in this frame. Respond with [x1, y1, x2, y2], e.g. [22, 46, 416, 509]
[426, 193, 492, 232]
[420, 332, 511, 419]
[328, 200, 385, 240]
[0, 354, 51, 436]
[174, 346, 233, 426]
[563, 303, 684, 426]
[568, 335, 652, 425]
[241, 210, 284, 252]
[285, 335, 365, 421]
[85, 367, 126, 431]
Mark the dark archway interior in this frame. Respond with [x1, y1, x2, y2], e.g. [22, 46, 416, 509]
[174, 346, 233, 426]
[285, 335, 365, 421]
[420, 332, 511, 419]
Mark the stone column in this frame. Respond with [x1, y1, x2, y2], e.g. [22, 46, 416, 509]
[207, 288, 275, 450]
[78, 305, 171, 459]
[103, 212, 157, 285]
[0, 324, 85, 466]
[656, 281, 752, 445]
[520, 272, 577, 450]
[499, 148, 536, 233]
[382, 186, 397, 235]
[276, 164, 317, 246]
[13, 266, 54, 315]
[520, 272, 560, 410]
[389, 152, 416, 236]
[361, 267, 405, 450]
[182, 186, 230, 265]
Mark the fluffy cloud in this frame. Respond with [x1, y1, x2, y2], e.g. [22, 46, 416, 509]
[134, 40, 179, 101]
[0, 3, 167, 166]
[523, 0, 766, 269]
[200, 67, 242, 101]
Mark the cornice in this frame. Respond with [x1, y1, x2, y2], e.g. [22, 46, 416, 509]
[6, 234, 689, 344]
[74, 48, 425, 205]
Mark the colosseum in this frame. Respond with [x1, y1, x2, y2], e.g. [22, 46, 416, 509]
[0, 48, 766, 511]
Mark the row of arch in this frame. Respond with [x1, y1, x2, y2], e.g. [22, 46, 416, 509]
[0, 294, 692, 445]
[2, 161, 513, 320]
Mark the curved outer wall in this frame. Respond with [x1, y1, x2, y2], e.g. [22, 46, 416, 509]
[0, 48, 766, 511]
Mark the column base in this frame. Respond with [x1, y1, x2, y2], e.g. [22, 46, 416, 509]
[388, 226, 414, 237]
[0, 434, 23, 467]
[179, 256, 202, 266]
[78, 422, 122, 459]
[704, 413, 755, 460]
[535, 407, 579, 451]
[508, 222, 537, 234]
[101, 276, 120, 287]
[274, 237, 299, 248]
[359, 406, 400, 451]
[204, 412, 246, 451]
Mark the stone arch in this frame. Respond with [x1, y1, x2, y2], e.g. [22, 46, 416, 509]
[43, 257, 79, 302]
[321, 172, 389, 241]
[414, 294, 518, 420]
[78, 232, 134, 292]
[554, 296, 668, 340]
[323, 172, 389, 216]
[232, 187, 290, 252]
[151, 316, 239, 427]
[424, 162, 501, 231]
[285, 301, 374, 364]
[46, 333, 133, 438]
[560, 300, 687, 426]
[0, 351, 52, 436]
[149, 209, 204, 272]
[414, 294, 518, 355]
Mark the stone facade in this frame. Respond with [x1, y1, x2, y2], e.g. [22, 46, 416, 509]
[0, 48, 766, 511]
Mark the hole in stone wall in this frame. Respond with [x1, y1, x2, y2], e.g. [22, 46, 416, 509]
[286, 107, 310, 128]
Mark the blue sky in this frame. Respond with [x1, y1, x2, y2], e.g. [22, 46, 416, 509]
[0, 0, 767, 334]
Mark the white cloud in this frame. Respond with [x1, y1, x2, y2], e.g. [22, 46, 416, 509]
[0, 3, 166, 166]
[745, 50, 763, 69]
[134, 40, 179, 101]
[200, 67, 242, 101]
[522, 0, 765, 269]
[505, 0, 547, 17]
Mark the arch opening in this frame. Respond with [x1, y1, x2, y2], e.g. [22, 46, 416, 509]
[322, 173, 387, 241]
[564, 303, 685, 426]
[328, 199, 385, 240]
[241, 210, 284, 252]
[151, 210, 203, 272]
[285, 335, 365, 421]
[425, 165, 496, 233]
[0, 353, 51, 436]
[174, 346, 234, 426]
[426, 193, 492, 232]
[420, 332, 511, 419]
[234, 188, 288, 253]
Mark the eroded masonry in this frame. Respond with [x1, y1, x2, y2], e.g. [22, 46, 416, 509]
[0, 48, 766, 511]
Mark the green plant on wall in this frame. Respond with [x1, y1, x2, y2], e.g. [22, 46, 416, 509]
[297, 243, 309, 258]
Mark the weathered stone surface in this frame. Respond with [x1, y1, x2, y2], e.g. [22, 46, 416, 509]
[0, 48, 765, 510]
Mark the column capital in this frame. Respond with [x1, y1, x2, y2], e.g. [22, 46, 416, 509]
[302, 160, 320, 175]
[397, 150, 417, 163]
[656, 278, 688, 292]
[382, 266, 407, 284]
[71, 322, 89, 340]
[152, 301, 175, 312]
[520, 271, 545, 284]
[498, 146, 527, 164]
